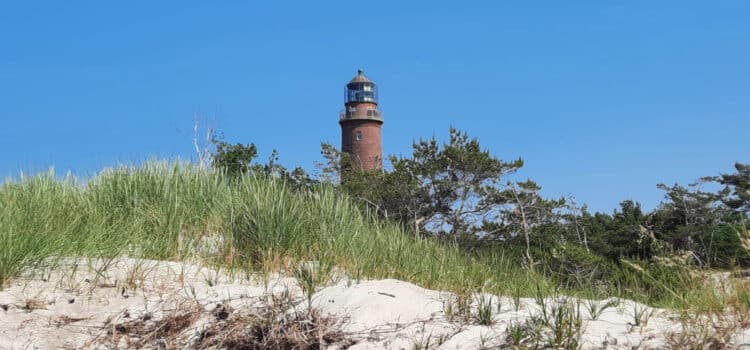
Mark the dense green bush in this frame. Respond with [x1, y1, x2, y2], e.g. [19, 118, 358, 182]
[542, 243, 623, 291]
[701, 224, 750, 268]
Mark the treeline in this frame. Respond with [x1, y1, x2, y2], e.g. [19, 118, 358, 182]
[209, 128, 750, 272]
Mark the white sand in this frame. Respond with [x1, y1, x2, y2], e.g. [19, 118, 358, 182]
[0, 258, 748, 349]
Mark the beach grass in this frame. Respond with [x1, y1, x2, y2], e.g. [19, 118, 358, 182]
[0, 162, 741, 310]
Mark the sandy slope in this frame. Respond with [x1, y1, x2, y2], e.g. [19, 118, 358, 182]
[0, 258, 748, 349]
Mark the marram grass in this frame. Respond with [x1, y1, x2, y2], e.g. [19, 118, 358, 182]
[0, 162, 737, 310]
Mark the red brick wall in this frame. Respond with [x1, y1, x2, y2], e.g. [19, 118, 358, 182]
[344, 102, 378, 110]
[341, 119, 382, 170]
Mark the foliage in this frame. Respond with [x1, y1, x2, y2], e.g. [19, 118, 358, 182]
[315, 142, 345, 185]
[404, 128, 524, 236]
[542, 243, 623, 290]
[572, 200, 655, 262]
[710, 162, 750, 215]
[211, 134, 315, 190]
[4, 120, 750, 324]
[648, 181, 747, 267]
[210, 133, 258, 177]
[2, 162, 733, 311]
[488, 179, 566, 268]
[328, 126, 749, 273]
[506, 296, 584, 350]
[0, 163, 541, 299]
[341, 127, 528, 240]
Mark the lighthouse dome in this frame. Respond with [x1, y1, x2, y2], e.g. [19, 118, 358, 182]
[348, 69, 372, 83]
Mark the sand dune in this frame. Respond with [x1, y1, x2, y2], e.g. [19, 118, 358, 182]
[0, 258, 748, 349]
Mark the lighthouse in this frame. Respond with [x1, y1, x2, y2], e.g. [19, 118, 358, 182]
[340, 69, 383, 171]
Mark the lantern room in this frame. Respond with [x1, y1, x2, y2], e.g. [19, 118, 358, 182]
[345, 69, 379, 105]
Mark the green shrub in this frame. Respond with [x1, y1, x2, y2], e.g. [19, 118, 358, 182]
[543, 243, 623, 290]
[699, 224, 750, 268]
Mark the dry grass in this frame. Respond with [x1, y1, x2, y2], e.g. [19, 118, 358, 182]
[22, 297, 47, 311]
[88, 292, 352, 350]
[197, 294, 352, 350]
[665, 312, 737, 349]
[96, 301, 203, 349]
[664, 279, 750, 349]
[662, 228, 750, 349]
[53, 315, 90, 327]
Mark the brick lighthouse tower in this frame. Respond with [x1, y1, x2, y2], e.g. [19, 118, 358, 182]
[340, 69, 383, 171]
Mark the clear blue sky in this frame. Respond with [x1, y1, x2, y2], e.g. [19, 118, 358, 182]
[1, 1, 748, 213]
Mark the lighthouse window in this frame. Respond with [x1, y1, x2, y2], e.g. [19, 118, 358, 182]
[356, 131, 363, 141]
